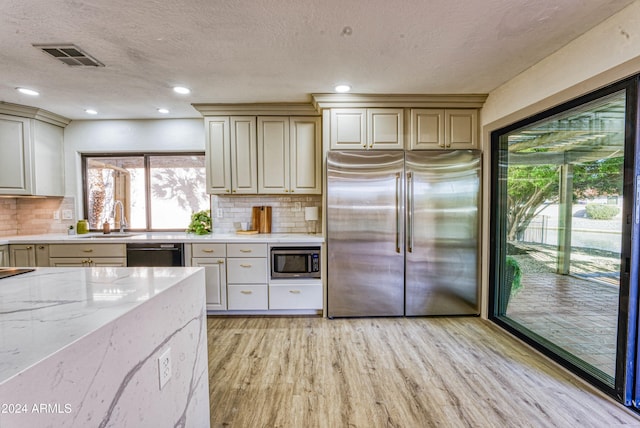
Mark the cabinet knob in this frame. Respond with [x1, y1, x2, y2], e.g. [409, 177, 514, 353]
[291, 189, 295, 193]
[369, 144, 374, 148]
[218, 259, 225, 264]
[26, 246, 33, 250]
[38, 246, 45, 250]
[232, 189, 237, 193]
[225, 189, 230, 193]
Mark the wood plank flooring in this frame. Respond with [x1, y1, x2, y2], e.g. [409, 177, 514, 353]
[207, 316, 640, 427]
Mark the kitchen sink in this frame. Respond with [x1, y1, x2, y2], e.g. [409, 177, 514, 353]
[77, 233, 141, 238]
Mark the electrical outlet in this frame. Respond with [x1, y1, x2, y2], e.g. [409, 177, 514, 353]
[53, 211, 60, 220]
[293, 202, 301, 212]
[158, 348, 172, 390]
[216, 208, 223, 218]
[62, 209, 73, 220]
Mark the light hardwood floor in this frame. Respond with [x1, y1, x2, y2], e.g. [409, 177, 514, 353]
[207, 316, 640, 427]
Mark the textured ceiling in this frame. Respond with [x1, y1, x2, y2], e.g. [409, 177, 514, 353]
[0, 0, 635, 120]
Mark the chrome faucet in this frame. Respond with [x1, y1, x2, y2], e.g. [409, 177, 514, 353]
[113, 200, 128, 233]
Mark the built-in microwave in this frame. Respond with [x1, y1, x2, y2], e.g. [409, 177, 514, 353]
[270, 246, 321, 279]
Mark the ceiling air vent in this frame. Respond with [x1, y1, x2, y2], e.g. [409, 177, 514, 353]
[32, 44, 105, 67]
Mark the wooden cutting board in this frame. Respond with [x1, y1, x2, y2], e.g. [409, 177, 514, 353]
[251, 206, 272, 233]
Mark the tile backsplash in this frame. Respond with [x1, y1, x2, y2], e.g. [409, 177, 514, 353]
[0, 197, 76, 237]
[0, 195, 322, 237]
[212, 195, 322, 234]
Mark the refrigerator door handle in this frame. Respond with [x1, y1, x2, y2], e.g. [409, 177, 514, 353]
[396, 172, 401, 253]
[407, 172, 413, 253]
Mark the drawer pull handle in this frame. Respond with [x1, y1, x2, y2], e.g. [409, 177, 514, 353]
[289, 290, 301, 294]
[83, 249, 94, 253]
[202, 249, 215, 253]
[240, 249, 252, 253]
[240, 264, 252, 268]
[240, 290, 252, 295]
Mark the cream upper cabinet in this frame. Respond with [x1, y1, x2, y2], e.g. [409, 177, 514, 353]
[205, 116, 257, 194]
[410, 109, 478, 150]
[0, 114, 65, 196]
[330, 108, 403, 150]
[258, 116, 321, 194]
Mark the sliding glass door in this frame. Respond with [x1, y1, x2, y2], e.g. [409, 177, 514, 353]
[490, 76, 639, 404]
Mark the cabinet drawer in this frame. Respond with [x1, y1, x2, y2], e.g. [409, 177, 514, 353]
[227, 258, 267, 284]
[192, 243, 226, 258]
[227, 285, 268, 310]
[49, 243, 126, 258]
[227, 243, 267, 257]
[269, 283, 323, 310]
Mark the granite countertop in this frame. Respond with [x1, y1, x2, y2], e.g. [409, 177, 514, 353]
[0, 232, 324, 245]
[0, 266, 202, 384]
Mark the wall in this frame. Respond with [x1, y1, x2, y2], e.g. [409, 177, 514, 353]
[0, 197, 75, 237]
[479, 0, 640, 318]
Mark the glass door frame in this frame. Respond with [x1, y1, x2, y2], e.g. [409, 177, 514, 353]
[488, 75, 640, 405]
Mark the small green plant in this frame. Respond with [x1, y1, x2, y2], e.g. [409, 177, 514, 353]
[585, 203, 620, 220]
[186, 210, 212, 235]
[505, 256, 522, 296]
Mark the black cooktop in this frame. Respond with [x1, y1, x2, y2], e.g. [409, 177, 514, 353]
[0, 268, 36, 280]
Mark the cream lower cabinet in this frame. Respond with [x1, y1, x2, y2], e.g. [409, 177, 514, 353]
[269, 281, 323, 310]
[0, 245, 10, 266]
[226, 243, 268, 310]
[410, 109, 478, 150]
[191, 243, 227, 311]
[258, 116, 321, 194]
[9, 244, 49, 267]
[330, 108, 404, 150]
[48, 243, 126, 267]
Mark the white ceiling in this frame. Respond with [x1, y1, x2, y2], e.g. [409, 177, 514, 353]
[0, 0, 635, 120]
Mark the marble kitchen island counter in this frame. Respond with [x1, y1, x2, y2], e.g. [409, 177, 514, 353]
[0, 267, 210, 428]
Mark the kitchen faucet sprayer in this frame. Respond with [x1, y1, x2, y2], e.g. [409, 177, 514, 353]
[113, 200, 128, 232]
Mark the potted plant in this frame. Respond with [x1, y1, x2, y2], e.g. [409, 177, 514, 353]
[186, 210, 212, 235]
[498, 256, 522, 315]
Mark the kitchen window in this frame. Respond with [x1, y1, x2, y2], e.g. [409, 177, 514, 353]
[82, 153, 210, 231]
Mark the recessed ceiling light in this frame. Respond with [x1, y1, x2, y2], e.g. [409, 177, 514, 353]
[85, 109, 98, 115]
[16, 87, 39, 96]
[334, 84, 351, 93]
[158, 108, 170, 114]
[173, 86, 191, 95]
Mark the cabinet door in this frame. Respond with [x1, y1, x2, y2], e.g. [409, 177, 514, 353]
[269, 282, 323, 309]
[367, 108, 404, 150]
[227, 285, 268, 310]
[446, 109, 478, 149]
[9, 244, 36, 267]
[330, 108, 366, 149]
[258, 117, 289, 194]
[231, 116, 257, 194]
[49, 258, 87, 267]
[205, 117, 231, 194]
[90, 258, 127, 267]
[0, 245, 9, 267]
[227, 258, 268, 284]
[410, 109, 445, 150]
[290, 116, 321, 194]
[32, 120, 64, 196]
[193, 258, 227, 310]
[35, 244, 50, 267]
[0, 114, 31, 195]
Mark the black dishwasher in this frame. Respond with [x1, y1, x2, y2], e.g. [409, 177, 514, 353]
[126, 243, 184, 267]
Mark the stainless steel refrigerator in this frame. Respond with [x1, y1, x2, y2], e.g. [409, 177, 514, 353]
[327, 150, 480, 317]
